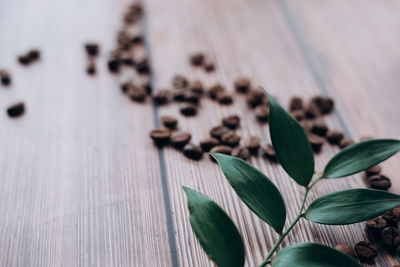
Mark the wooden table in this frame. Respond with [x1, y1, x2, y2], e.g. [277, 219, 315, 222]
[0, 0, 399, 266]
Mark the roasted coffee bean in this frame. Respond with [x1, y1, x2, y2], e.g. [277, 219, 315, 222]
[161, 115, 178, 129]
[392, 206, 400, 220]
[86, 61, 96, 75]
[128, 86, 147, 102]
[120, 80, 133, 93]
[180, 104, 197, 116]
[381, 227, 400, 247]
[339, 138, 355, 149]
[200, 137, 220, 152]
[368, 175, 391, 190]
[232, 147, 250, 161]
[383, 209, 400, 226]
[28, 49, 40, 61]
[172, 88, 187, 102]
[217, 92, 233, 104]
[334, 243, 356, 258]
[308, 133, 325, 153]
[365, 165, 382, 177]
[255, 106, 269, 123]
[18, 55, 31, 65]
[354, 241, 378, 261]
[7, 102, 25, 117]
[189, 80, 204, 95]
[171, 132, 191, 148]
[153, 90, 170, 105]
[247, 89, 265, 108]
[108, 57, 120, 73]
[305, 102, 320, 119]
[85, 43, 99, 56]
[311, 121, 328, 136]
[209, 145, 232, 161]
[234, 77, 251, 93]
[172, 75, 189, 89]
[326, 130, 344, 145]
[222, 115, 240, 130]
[262, 144, 277, 162]
[120, 54, 135, 66]
[221, 132, 240, 147]
[184, 91, 200, 104]
[208, 84, 224, 99]
[246, 136, 261, 155]
[142, 82, 152, 95]
[130, 35, 143, 45]
[210, 125, 230, 140]
[190, 53, 205, 66]
[289, 96, 303, 111]
[150, 128, 171, 146]
[136, 58, 150, 74]
[204, 60, 215, 72]
[366, 216, 387, 232]
[291, 109, 305, 121]
[0, 70, 11, 86]
[320, 98, 335, 114]
[301, 120, 312, 132]
[183, 143, 203, 160]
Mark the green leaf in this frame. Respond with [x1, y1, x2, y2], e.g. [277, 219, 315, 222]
[267, 94, 314, 186]
[272, 242, 361, 267]
[211, 153, 286, 233]
[305, 188, 400, 225]
[323, 139, 400, 178]
[183, 187, 245, 267]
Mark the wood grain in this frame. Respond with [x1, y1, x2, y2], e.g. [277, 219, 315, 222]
[0, 0, 399, 266]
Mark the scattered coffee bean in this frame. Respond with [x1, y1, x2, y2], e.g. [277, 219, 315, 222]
[172, 75, 189, 89]
[86, 60, 96, 75]
[7, 102, 25, 118]
[305, 102, 320, 119]
[128, 86, 147, 102]
[217, 92, 233, 104]
[171, 132, 192, 149]
[85, 43, 99, 56]
[255, 105, 269, 123]
[28, 49, 40, 61]
[108, 56, 120, 73]
[183, 143, 203, 160]
[234, 77, 251, 93]
[204, 60, 215, 72]
[184, 91, 201, 104]
[189, 80, 204, 95]
[339, 138, 355, 149]
[247, 89, 265, 108]
[383, 209, 400, 226]
[334, 243, 356, 258]
[209, 145, 232, 160]
[120, 80, 133, 93]
[208, 84, 224, 99]
[222, 115, 240, 129]
[190, 53, 205, 66]
[221, 132, 240, 147]
[246, 136, 261, 155]
[180, 104, 197, 116]
[200, 137, 220, 152]
[150, 128, 171, 146]
[18, 55, 31, 65]
[366, 216, 387, 233]
[161, 115, 178, 129]
[326, 130, 344, 145]
[308, 133, 325, 153]
[354, 241, 378, 261]
[301, 120, 312, 132]
[130, 35, 144, 45]
[381, 227, 400, 247]
[262, 144, 277, 162]
[392, 206, 400, 220]
[232, 147, 250, 161]
[153, 90, 170, 105]
[120, 53, 135, 66]
[368, 174, 391, 190]
[136, 58, 150, 74]
[311, 121, 328, 136]
[210, 125, 230, 140]
[365, 165, 382, 177]
[289, 96, 303, 111]
[320, 98, 334, 114]
[0, 70, 11, 86]
[173, 88, 187, 102]
[290, 109, 305, 121]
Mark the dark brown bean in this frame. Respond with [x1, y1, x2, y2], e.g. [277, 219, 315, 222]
[301, 120, 312, 132]
[189, 80, 204, 95]
[326, 130, 344, 145]
[200, 137, 220, 152]
[190, 53, 205, 66]
[217, 92, 233, 105]
[150, 128, 171, 146]
[221, 132, 241, 147]
[366, 216, 387, 232]
[18, 55, 31, 65]
[120, 80, 133, 93]
[183, 143, 203, 160]
[234, 77, 251, 93]
[130, 35, 143, 45]
[365, 165, 382, 177]
[208, 84, 225, 99]
[383, 209, 400, 226]
[246, 136, 261, 155]
[128, 86, 147, 102]
[161, 115, 178, 129]
[210, 126, 230, 140]
[354, 241, 378, 261]
[368, 175, 391, 190]
[136, 58, 151, 74]
[180, 104, 197, 116]
[304, 102, 320, 119]
[222, 115, 240, 129]
[0, 70, 11, 86]
[171, 132, 191, 149]
[184, 91, 201, 104]
[262, 144, 277, 162]
[108, 56, 120, 73]
[232, 147, 250, 161]
[381, 227, 400, 247]
[28, 49, 40, 61]
[392, 206, 400, 220]
[209, 145, 232, 161]
[290, 109, 305, 121]
[204, 60, 215, 72]
[255, 105, 269, 123]
[85, 43, 99, 56]
[289, 96, 303, 111]
[153, 90, 170, 105]
[7, 102, 25, 117]
[320, 98, 335, 114]
[334, 243, 356, 258]
[311, 121, 328, 136]
[172, 75, 189, 89]
[86, 60, 96, 75]
[308, 133, 325, 153]
[339, 138, 355, 149]
[172, 88, 187, 102]
[247, 89, 265, 108]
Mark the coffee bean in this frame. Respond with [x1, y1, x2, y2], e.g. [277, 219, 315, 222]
[255, 105, 269, 123]
[232, 147, 250, 161]
[86, 60, 96, 75]
[184, 91, 201, 104]
[326, 130, 344, 145]
[153, 90, 170, 105]
[381, 227, 400, 247]
[305, 102, 320, 119]
[204, 60, 215, 72]
[234, 77, 251, 93]
[221, 132, 241, 147]
[392, 206, 400, 220]
[108, 57, 120, 73]
[150, 128, 171, 146]
[183, 143, 203, 160]
[189, 80, 204, 95]
[120, 80, 133, 93]
[262, 144, 277, 162]
[366, 216, 387, 232]
[28, 49, 40, 61]
[208, 84, 224, 99]
[85, 43, 99, 56]
[18, 55, 31, 65]
[383, 209, 400, 226]
[200, 137, 220, 152]
[7, 102, 25, 117]
[222, 115, 240, 129]
[334, 243, 355, 258]
[180, 104, 197, 116]
[354, 241, 378, 261]
[247, 89, 265, 108]
[190, 53, 205, 66]
[289, 96, 303, 111]
[308, 133, 325, 153]
[217, 92, 233, 104]
[339, 138, 355, 149]
[210, 145, 232, 161]
[210, 126, 230, 140]
[128, 86, 147, 102]
[136, 58, 151, 74]
[0, 70, 11, 86]
[161, 115, 178, 129]
[365, 165, 382, 177]
[290, 109, 305, 121]
[246, 136, 261, 155]
[130, 35, 144, 45]
[320, 98, 334, 114]
[311, 121, 328, 136]
[310, 95, 324, 108]
[172, 75, 189, 89]
[120, 54, 135, 66]
[368, 174, 391, 190]
[171, 132, 191, 148]
[173, 88, 187, 102]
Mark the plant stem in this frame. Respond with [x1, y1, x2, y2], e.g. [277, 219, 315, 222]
[258, 175, 323, 267]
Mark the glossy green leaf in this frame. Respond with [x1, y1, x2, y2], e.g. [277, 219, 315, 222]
[324, 139, 400, 178]
[272, 242, 361, 267]
[211, 153, 286, 233]
[305, 188, 400, 225]
[268, 94, 314, 186]
[183, 187, 245, 267]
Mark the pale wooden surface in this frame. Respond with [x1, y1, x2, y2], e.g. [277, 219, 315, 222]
[0, 0, 399, 266]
